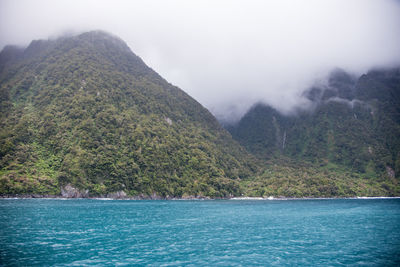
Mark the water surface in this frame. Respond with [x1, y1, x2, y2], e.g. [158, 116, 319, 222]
[1, 199, 399, 266]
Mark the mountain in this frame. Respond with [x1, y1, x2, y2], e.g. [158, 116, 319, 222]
[1, 31, 398, 198]
[227, 68, 400, 196]
[0, 31, 259, 198]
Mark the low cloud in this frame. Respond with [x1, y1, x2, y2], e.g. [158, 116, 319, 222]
[1, 0, 400, 122]
[326, 97, 364, 109]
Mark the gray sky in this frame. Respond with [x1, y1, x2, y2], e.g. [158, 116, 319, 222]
[1, 0, 400, 122]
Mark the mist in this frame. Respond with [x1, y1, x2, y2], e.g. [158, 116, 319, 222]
[1, 0, 400, 122]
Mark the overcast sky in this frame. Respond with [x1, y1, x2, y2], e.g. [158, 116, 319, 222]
[1, 0, 400, 122]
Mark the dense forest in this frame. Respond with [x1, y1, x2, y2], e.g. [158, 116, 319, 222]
[227, 68, 400, 196]
[0, 31, 259, 198]
[0, 31, 399, 198]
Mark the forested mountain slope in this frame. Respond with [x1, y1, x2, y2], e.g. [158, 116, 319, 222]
[227, 68, 400, 196]
[0, 31, 258, 198]
[1, 31, 398, 198]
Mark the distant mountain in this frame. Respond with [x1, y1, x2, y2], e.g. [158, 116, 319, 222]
[0, 31, 258, 198]
[227, 68, 400, 182]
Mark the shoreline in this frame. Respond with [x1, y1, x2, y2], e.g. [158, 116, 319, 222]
[1, 195, 400, 200]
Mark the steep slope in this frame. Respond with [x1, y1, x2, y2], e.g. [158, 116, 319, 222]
[227, 68, 400, 196]
[0, 31, 258, 198]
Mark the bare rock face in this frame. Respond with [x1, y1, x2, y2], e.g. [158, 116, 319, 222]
[150, 192, 163, 200]
[386, 166, 395, 179]
[165, 117, 173, 125]
[106, 191, 127, 199]
[61, 184, 89, 198]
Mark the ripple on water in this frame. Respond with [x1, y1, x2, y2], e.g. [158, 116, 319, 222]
[0, 199, 400, 266]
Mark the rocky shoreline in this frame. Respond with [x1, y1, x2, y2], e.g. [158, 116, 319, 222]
[1, 194, 399, 200]
[1, 184, 398, 200]
[0, 183, 215, 200]
[0, 194, 214, 200]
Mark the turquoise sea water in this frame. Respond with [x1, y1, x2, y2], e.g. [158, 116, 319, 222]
[1, 199, 399, 266]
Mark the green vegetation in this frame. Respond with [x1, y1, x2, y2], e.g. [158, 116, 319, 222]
[0, 31, 258, 198]
[242, 158, 400, 197]
[0, 32, 399, 198]
[228, 69, 400, 196]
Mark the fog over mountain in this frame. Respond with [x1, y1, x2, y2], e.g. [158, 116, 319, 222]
[1, 0, 400, 122]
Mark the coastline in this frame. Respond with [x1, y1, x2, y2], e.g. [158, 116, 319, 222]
[1, 195, 400, 200]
